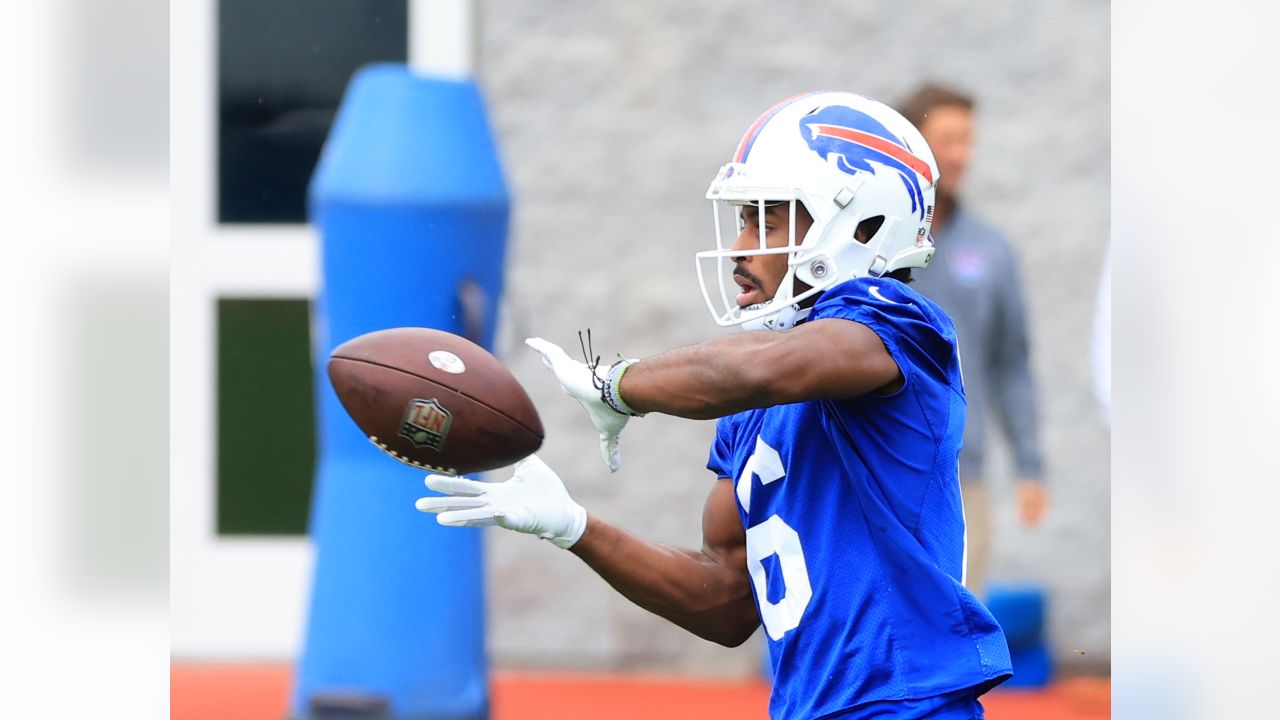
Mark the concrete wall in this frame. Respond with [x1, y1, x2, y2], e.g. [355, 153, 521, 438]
[477, 0, 1109, 676]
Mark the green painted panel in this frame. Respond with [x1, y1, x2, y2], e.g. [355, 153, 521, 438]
[217, 298, 315, 535]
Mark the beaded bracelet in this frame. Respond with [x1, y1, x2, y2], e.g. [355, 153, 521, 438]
[601, 359, 645, 417]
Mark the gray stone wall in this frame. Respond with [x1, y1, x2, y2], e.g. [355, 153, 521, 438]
[477, 0, 1109, 676]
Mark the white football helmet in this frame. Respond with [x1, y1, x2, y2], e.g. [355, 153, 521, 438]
[697, 91, 940, 331]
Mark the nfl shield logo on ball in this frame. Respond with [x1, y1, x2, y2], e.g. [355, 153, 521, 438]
[400, 398, 453, 451]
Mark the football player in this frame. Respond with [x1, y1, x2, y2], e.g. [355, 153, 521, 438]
[418, 92, 1012, 719]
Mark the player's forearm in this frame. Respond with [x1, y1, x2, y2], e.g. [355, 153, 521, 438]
[569, 514, 758, 646]
[617, 320, 898, 419]
[619, 334, 783, 419]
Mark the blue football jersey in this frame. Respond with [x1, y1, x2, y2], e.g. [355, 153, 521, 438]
[707, 277, 1012, 719]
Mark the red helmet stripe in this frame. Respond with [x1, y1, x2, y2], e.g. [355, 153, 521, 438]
[733, 91, 825, 163]
[809, 124, 934, 183]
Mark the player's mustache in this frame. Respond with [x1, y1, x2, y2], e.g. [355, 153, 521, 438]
[733, 266, 762, 290]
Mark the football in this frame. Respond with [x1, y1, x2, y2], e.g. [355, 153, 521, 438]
[327, 327, 543, 475]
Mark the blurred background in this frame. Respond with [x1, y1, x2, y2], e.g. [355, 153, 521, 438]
[481, 0, 1111, 679]
[167, 1, 1110, 718]
[9, 0, 1279, 718]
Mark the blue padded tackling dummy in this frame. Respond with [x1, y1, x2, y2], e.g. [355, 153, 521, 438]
[293, 63, 509, 720]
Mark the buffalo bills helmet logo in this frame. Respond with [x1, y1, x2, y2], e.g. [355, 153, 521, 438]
[799, 106, 934, 219]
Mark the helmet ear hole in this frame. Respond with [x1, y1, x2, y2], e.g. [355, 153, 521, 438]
[855, 215, 885, 244]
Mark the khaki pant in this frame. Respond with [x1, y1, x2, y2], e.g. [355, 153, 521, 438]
[961, 481, 991, 598]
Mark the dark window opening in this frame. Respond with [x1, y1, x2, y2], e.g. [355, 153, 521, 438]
[218, 0, 407, 223]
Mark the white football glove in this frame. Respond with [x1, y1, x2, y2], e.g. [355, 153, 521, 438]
[414, 455, 587, 549]
[525, 336, 637, 472]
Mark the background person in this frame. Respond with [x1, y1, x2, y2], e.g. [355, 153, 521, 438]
[898, 84, 1048, 596]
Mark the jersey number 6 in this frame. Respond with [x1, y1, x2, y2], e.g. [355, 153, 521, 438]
[738, 436, 813, 641]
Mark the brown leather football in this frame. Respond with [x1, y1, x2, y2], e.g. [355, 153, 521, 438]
[327, 327, 543, 475]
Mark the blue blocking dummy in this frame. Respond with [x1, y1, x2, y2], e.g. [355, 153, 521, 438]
[294, 64, 509, 720]
[985, 584, 1054, 688]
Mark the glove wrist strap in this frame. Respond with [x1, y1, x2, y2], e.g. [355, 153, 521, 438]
[601, 359, 644, 417]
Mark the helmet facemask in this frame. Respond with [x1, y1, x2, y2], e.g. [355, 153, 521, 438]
[696, 192, 836, 332]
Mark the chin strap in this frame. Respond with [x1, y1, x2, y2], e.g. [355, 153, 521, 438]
[741, 302, 811, 332]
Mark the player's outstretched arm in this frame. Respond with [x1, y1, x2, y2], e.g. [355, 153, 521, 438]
[569, 477, 759, 647]
[418, 458, 759, 646]
[621, 318, 902, 420]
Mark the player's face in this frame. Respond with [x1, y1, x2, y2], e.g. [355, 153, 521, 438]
[730, 203, 815, 308]
[918, 105, 973, 198]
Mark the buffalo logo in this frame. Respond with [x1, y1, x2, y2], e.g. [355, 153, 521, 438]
[400, 398, 453, 451]
[799, 106, 934, 220]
